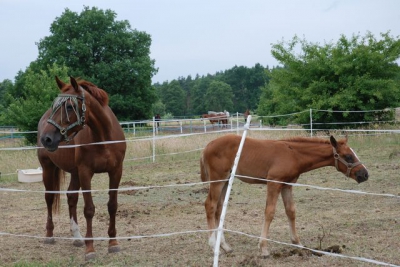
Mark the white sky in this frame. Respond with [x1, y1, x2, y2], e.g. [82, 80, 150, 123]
[0, 0, 399, 84]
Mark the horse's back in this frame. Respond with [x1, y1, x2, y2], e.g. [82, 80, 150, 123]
[202, 135, 294, 183]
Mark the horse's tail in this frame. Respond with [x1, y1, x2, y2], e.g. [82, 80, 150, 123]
[52, 169, 65, 214]
[200, 152, 209, 183]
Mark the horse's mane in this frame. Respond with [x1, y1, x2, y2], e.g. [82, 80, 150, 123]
[280, 136, 345, 145]
[63, 79, 109, 106]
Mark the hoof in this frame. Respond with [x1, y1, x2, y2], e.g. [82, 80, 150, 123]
[108, 245, 121, 253]
[85, 252, 96, 261]
[223, 247, 233, 254]
[44, 237, 55, 244]
[260, 248, 270, 258]
[73, 239, 84, 247]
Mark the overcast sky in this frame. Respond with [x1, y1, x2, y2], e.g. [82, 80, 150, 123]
[1, 0, 399, 84]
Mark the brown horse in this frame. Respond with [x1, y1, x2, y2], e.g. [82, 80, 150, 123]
[37, 77, 126, 260]
[201, 113, 228, 128]
[200, 134, 368, 257]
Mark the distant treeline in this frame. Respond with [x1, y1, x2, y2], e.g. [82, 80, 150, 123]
[152, 63, 269, 117]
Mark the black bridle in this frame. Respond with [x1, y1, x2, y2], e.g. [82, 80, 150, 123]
[332, 147, 362, 177]
[47, 91, 86, 143]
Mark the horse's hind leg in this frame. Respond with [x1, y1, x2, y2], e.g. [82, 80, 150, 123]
[67, 173, 84, 247]
[281, 185, 302, 246]
[107, 167, 123, 253]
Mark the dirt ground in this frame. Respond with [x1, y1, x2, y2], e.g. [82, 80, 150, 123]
[0, 132, 399, 266]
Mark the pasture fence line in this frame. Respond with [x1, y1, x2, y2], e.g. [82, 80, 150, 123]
[2, 107, 398, 144]
[0, 176, 399, 199]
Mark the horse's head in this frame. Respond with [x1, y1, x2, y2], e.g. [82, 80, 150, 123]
[330, 135, 369, 183]
[39, 76, 87, 151]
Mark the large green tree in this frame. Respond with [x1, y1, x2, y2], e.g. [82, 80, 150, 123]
[3, 64, 69, 143]
[34, 6, 157, 120]
[258, 32, 400, 127]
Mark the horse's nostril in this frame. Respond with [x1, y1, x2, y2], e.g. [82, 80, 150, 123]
[41, 135, 53, 146]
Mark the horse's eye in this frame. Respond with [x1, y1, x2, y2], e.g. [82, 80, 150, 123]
[345, 155, 354, 162]
[66, 104, 73, 111]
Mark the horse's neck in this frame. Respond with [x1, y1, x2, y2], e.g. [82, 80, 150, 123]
[292, 142, 334, 172]
[86, 105, 115, 142]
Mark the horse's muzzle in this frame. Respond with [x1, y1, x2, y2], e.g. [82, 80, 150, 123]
[355, 168, 369, 183]
[40, 132, 61, 152]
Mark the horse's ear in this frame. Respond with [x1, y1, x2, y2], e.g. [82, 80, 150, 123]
[330, 135, 338, 149]
[55, 76, 65, 90]
[70, 76, 80, 92]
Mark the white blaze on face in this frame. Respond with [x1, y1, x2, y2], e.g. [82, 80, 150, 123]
[350, 148, 368, 170]
[70, 217, 83, 239]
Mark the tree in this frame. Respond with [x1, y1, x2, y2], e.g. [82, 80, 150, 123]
[3, 64, 69, 144]
[0, 79, 14, 124]
[258, 32, 400, 128]
[34, 6, 157, 120]
[161, 80, 186, 117]
[205, 81, 233, 112]
[222, 64, 268, 113]
[191, 75, 213, 115]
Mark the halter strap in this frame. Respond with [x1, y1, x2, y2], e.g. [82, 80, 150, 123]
[47, 91, 86, 143]
[332, 147, 362, 177]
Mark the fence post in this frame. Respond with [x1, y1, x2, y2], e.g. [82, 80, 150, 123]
[152, 117, 156, 162]
[310, 108, 313, 137]
[236, 112, 239, 135]
[213, 115, 252, 267]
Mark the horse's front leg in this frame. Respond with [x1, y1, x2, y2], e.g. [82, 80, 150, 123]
[42, 167, 58, 244]
[259, 182, 282, 258]
[281, 185, 302, 246]
[44, 191, 55, 244]
[215, 182, 232, 253]
[67, 173, 84, 247]
[107, 168, 123, 253]
[80, 174, 96, 261]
